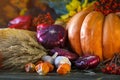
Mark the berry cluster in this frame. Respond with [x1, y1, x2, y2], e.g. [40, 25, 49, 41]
[94, 0, 120, 15]
[101, 54, 120, 75]
[102, 63, 120, 75]
[32, 13, 54, 27]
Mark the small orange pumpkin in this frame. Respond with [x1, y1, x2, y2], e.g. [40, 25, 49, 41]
[57, 63, 71, 75]
[35, 61, 54, 75]
[44, 62, 54, 72]
[35, 62, 49, 75]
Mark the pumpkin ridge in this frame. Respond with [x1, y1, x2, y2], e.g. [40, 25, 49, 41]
[80, 11, 104, 60]
[67, 11, 90, 56]
[103, 13, 120, 60]
[101, 14, 106, 61]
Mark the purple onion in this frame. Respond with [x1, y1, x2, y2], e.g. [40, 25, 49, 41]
[75, 55, 100, 69]
[37, 24, 66, 49]
[50, 47, 79, 61]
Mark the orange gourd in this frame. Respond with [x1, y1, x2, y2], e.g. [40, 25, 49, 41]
[67, 1, 120, 61]
[35, 62, 49, 75]
[57, 63, 71, 75]
[44, 62, 54, 72]
[35, 62, 54, 75]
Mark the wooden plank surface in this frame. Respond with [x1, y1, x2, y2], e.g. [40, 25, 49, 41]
[0, 71, 120, 80]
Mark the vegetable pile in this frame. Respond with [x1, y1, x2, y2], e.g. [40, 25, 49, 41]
[1, 0, 120, 76]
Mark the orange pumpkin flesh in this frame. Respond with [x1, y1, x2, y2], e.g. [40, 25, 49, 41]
[81, 11, 104, 60]
[67, 11, 120, 61]
[67, 11, 90, 56]
[103, 13, 120, 60]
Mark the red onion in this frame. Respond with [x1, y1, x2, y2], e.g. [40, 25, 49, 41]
[8, 16, 32, 30]
[37, 24, 66, 49]
[75, 55, 100, 69]
[50, 47, 78, 61]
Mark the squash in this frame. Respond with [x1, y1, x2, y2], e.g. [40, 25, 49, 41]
[57, 63, 71, 75]
[67, 11, 120, 61]
[44, 62, 54, 72]
[55, 56, 71, 75]
[35, 62, 50, 75]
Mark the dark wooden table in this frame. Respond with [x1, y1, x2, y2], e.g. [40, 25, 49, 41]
[0, 71, 120, 80]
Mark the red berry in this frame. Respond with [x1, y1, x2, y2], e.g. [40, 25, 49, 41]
[94, 0, 120, 15]
[106, 64, 109, 66]
[111, 69, 117, 74]
[117, 69, 120, 75]
[106, 66, 112, 71]
[101, 68, 106, 73]
[111, 63, 116, 68]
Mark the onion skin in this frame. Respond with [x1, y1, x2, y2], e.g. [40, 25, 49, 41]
[50, 47, 79, 61]
[37, 24, 66, 49]
[8, 16, 32, 30]
[75, 55, 100, 69]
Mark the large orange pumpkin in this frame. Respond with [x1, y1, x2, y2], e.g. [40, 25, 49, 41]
[67, 11, 120, 61]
